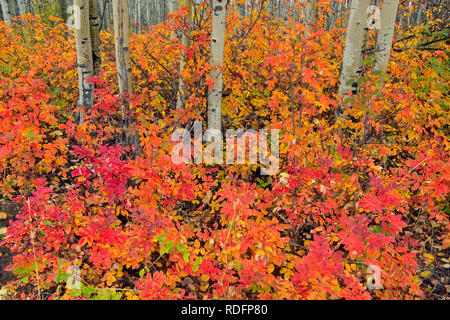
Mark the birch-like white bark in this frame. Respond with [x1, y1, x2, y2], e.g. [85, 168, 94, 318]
[176, 0, 192, 110]
[338, 0, 371, 101]
[208, 0, 227, 131]
[17, 0, 27, 15]
[89, 0, 102, 76]
[113, 0, 133, 96]
[304, 0, 318, 31]
[0, 0, 11, 24]
[169, 0, 179, 14]
[74, 0, 94, 121]
[374, 0, 399, 77]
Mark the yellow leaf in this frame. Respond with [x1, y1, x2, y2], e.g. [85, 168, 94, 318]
[200, 274, 210, 282]
[423, 253, 435, 265]
[420, 270, 432, 278]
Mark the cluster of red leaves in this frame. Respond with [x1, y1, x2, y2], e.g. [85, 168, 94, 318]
[0, 6, 448, 300]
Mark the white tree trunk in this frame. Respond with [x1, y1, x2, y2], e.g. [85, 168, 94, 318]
[304, 0, 318, 30]
[17, 0, 27, 15]
[137, 0, 141, 33]
[374, 0, 399, 77]
[176, 0, 192, 110]
[208, 0, 227, 131]
[168, 0, 179, 14]
[113, 0, 133, 96]
[89, 0, 102, 76]
[74, 0, 94, 121]
[56, 0, 68, 21]
[338, 0, 371, 100]
[0, 0, 11, 24]
[113, 0, 138, 147]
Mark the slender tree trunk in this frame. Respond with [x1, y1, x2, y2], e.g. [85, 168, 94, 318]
[326, 1, 339, 30]
[8, 0, 17, 17]
[373, 0, 398, 78]
[113, 0, 133, 96]
[0, 0, 11, 24]
[207, 0, 227, 131]
[169, 0, 179, 14]
[56, 0, 68, 22]
[113, 0, 136, 147]
[137, 0, 141, 34]
[108, 0, 114, 30]
[17, 0, 27, 15]
[176, 0, 192, 110]
[168, 0, 179, 34]
[338, 0, 371, 103]
[89, 0, 102, 76]
[304, 0, 318, 31]
[74, 0, 94, 122]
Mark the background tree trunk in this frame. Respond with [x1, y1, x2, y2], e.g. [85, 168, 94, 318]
[304, 0, 318, 31]
[17, 0, 27, 16]
[169, 0, 179, 14]
[176, 0, 192, 110]
[0, 0, 11, 24]
[74, 0, 94, 122]
[89, 0, 102, 76]
[113, 0, 137, 147]
[337, 0, 371, 102]
[113, 0, 133, 96]
[374, 0, 399, 77]
[8, 0, 17, 17]
[56, 0, 68, 22]
[208, 0, 227, 131]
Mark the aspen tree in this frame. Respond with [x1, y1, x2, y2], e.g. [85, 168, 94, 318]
[176, 0, 193, 110]
[136, 0, 142, 34]
[89, 0, 102, 76]
[373, 0, 399, 79]
[9, 0, 17, 17]
[56, 0, 68, 21]
[169, 0, 179, 14]
[17, 0, 27, 16]
[337, 0, 371, 104]
[113, 0, 136, 147]
[74, 0, 94, 122]
[208, 0, 227, 131]
[112, 0, 133, 97]
[304, 0, 318, 31]
[0, 0, 11, 24]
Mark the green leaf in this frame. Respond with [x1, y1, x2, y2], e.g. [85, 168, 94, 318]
[112, 292, 122, 300]
[56, 272, 70, 283]
[13, 267, 31, 275]
[70, 289, 82, 297]
[81, 285, 91, 298]
[81, 285, 96, 298]
[160, 240, 174, 255]
[193, 257, 203, 272]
